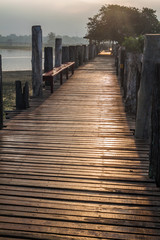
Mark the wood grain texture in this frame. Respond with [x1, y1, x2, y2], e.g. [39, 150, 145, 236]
[0, 56, 159, 240]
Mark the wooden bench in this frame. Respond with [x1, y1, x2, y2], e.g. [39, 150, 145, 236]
[43, 62, 75, 93]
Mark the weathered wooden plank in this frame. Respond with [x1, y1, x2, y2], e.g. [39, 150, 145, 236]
[1, 204, 160, 223]
[0, 217, 160, 239]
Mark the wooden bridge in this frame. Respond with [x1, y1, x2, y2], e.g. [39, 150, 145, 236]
[0, 55, 160, 239]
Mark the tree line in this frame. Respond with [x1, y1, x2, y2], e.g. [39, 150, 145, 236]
[86, 5, 160, 44]
[0, 33, 88, 47]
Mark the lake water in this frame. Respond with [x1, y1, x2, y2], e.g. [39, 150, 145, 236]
[0, 48, 49, 71]
[0, 49, 32, 71]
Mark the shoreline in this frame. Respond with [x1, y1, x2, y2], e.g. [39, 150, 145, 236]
[3, 70, 32, 74]
[0, 45, 32, 50]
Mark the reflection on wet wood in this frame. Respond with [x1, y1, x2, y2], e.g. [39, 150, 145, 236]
[0, 56, 159, 239]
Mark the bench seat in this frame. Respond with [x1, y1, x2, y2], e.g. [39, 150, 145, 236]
[43, 62, 75, 93]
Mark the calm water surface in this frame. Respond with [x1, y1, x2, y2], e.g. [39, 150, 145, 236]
[0, 49, 48, 71]
[0, 49, 32, 71]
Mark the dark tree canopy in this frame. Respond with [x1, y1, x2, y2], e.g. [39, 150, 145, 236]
[86, 5, 160, 43]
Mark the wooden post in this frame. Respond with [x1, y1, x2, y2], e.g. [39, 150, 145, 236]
[32, 25, 43, 97]
[155, 64, 160, 186]
[119, 47, 126, 87]
[44, 47, 53, 72]
[83, 45, 86, 62]
[23, 82, 29, 109]
[60, 72, 63, 85]
[55, 38, 62, 67]
[75, 46, 80, 68]
[44, 47, 53, 87]
[89, 44, 93, 60]
[0, 55, 3, 129]
[85, 45, 89, 62]
[135, 34, 160, 139]
[62, 46, 69, 64]
[80, 45, 84, 65]
[95, 44, 99, 56]
[69, 46, 76, 62]
[149, 64, 160, 185]
[88, 44, 91, 60]
[115, 55, 118, 76]
[78, 46, 83, 66]
[92, 44, 96, 58]
[16, 81, 24, 110]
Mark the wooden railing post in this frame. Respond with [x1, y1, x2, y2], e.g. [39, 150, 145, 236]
[16, 81, 30, 110]
[89, 44, 92, 60]
[23, 82, 29, 109]
[149, 63, 160, 186]
[119, 47, 125, 87]
[93, 44, 96, 58]
[55, 38, 62, 67]
[85, 45, 89, 62]
[95, 44, 99, 56]
[81, 45, 85, 65]
[32, 25, 43, 97]
[44, 47, 53, 72]
[83, 45, 87, 62]
[16, 81, 24, 110]
[69, 46, 76, 62]
[78, 45, 84, 66]
[75, 46, 80, 68]
[135, 34, 160, 139]
[0, 55, 3, 129]
[62, 46, 69, 64]
[44, 47, 53, 87]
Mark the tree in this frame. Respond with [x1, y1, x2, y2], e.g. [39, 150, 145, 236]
[140, 8, 160, 34]
[122, 35, 144, 53]
[47, 32, 55, 46]
[86, 5, 160, 44]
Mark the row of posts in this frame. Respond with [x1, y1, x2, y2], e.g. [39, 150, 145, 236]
[116, 34, 160, 186]
[0, 25, 100, 128]
[32, 25, 100, 98]
[116, 35, 160, 140]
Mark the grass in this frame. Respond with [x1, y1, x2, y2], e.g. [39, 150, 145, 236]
[2, 71, 32, 114]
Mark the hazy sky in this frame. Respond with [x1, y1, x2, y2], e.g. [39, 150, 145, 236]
[0, 0, 160, 37]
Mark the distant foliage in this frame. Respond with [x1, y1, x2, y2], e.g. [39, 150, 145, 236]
[0, 33, 88, 47]
[0, 34, 31, 46]
[47, 32, 55, 46]
[122, 35, 144, 53]
[86, 5, 160, 44]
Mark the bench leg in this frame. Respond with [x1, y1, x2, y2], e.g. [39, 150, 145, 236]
[60, 73, 63, 85]
[47, 76, 54, 93]
[43, 76, 54, 93]
[66, 68, 69, 80]
[71, 65, 74, 75]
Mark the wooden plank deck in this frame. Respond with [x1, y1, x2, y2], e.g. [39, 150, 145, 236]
[0, 56, 160, 239]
